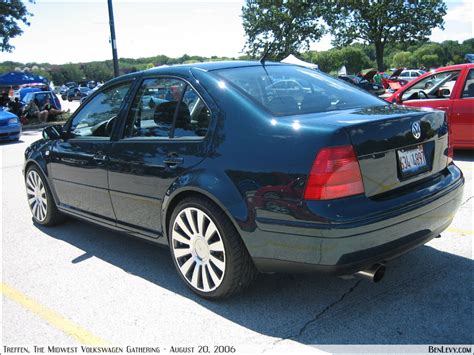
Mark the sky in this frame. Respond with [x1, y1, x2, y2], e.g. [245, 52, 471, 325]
[0, 0, 472, 65]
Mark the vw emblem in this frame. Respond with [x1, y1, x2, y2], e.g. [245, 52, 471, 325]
[412, 121, 421, 139]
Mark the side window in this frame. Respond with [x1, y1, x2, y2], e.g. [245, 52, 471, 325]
[69, 82, 131, 139]
[124, 78, 211, 140]
[124, 78, 185, 138]
[173, 85, 211, 139]
[402, 70, 460, 101]
[462, 69, 474, 98]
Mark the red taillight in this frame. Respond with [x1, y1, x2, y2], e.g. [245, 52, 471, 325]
[304, 145, 365, 200]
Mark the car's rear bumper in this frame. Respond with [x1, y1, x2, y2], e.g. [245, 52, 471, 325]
[246, 165, 464, 275]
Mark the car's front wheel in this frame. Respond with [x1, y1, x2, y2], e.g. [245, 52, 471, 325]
[169, 197, 257, 299]
[25, 166, 64, 226]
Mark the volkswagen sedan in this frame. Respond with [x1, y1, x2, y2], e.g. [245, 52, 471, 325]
[23, 61, 464, 299]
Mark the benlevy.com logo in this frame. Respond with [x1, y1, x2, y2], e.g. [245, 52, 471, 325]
[428, 345, 472, 353]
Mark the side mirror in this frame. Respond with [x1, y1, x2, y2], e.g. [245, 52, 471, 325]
[441, 88, 451, 98]
[42, 125, 64, 140]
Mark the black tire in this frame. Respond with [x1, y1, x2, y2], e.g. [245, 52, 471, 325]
[25, 165, 65, 226]
[169, 197, 258, 299]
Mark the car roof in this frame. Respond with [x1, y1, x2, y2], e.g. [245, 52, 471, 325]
[105, 60, 295, 87]
[432, 63, 474, 72]
[144, 61, 287, 73]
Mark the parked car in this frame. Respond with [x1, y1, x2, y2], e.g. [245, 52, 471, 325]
[265, 79, 311, 101]
[24, 61, 464, 299]
[22, 91, 62, 111]
[398, 69, 426, 82]
[381, 68, 425, 90]
[60, 82, 78, 99]
[66, 87, 90, 101]
[87, 80, 97, 89]
[0, 108, 21, 141]
[387, 63, 474, 149]
[338, 74, 385, 96]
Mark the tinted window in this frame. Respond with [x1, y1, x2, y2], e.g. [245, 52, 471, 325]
[173, 86, 211, 138]
[69, 82, 131, 138]
[124, 78, 185, 138]
[125, 78, 211, 139]
[462, 69, 474, 98]
[214, 65, 385, 116]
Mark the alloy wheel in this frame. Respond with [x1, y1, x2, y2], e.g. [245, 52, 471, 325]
[171, 207, 226, 292]
[26, 170, 48, 222]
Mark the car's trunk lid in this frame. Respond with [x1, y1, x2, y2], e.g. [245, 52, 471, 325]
[296, 104, 448, 197]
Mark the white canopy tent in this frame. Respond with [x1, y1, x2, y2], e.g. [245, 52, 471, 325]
[281, 54, 318, 70]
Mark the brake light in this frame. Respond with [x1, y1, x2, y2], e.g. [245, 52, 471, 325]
[304, 145, 365, 200]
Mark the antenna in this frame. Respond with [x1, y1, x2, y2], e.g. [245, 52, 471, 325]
[259, 41, 274, 65]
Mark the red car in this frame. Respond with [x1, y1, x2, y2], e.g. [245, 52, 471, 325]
[387, 63, 474, 149]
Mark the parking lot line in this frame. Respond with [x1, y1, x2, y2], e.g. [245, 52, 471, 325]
[446, 227, 474, 235]
[1, 282, 110, 345]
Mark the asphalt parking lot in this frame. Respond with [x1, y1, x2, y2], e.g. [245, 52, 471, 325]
[1, 131, 473, 352]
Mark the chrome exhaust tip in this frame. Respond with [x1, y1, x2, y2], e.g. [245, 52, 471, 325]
[355, 263, 385, 283]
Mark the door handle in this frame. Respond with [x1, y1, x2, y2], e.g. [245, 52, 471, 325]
[93, 152, 108, 162]
[163, 156, 184, 168]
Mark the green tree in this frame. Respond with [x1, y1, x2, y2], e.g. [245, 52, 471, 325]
[0, 0, 32, 52]
[420, 54, 440, 68]
[339, 47, 371, 73]
[461, 38, 474, 57]
[82, 62, 112, 82]
[59, 63, 84, 83]
[242, 0, 325, 60]
[322, 0, 447, 71]
[391, 51, 414, 68]
[304, 47, 370, 74]
[440, 40, 462, 64]
[412, 43, 444, 68]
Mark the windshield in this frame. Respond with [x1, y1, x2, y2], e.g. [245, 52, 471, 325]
[213, 65, 386, 116]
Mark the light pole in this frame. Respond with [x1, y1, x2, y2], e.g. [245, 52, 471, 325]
[107, 0, 119, 77]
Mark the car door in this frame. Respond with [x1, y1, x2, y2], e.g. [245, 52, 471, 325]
[107, 77, 214, 237]
[451, 68, 474, 148]
[399, 70, 461, 118]
[48, 81, 133, 223]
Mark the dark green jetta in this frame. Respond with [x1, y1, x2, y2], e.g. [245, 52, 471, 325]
[23, 61, 464, 299]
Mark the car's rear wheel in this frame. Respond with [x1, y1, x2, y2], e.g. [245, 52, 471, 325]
[25, 166, 64, 226]
[169, 197, 257, 299]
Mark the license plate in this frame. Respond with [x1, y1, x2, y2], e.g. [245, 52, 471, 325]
[397, 145, 427, 177]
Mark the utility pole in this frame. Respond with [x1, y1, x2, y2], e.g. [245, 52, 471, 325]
[107, 0, 119, 77]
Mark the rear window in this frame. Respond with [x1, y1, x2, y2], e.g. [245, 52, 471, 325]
[213, 65, 385, 116]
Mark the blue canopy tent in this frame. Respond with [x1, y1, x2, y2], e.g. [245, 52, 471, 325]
[0, 71, 49, 88]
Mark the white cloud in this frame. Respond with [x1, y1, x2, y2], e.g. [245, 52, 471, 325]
[430, 0, 473, 43]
